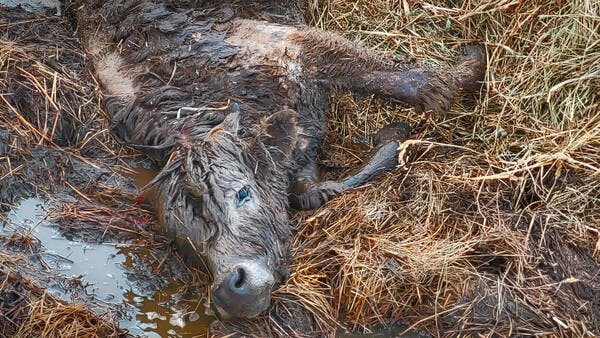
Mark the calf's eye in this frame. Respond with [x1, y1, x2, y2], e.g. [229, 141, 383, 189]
[235, 185, 252, 206]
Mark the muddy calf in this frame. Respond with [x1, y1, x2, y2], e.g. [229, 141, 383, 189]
[69, 0, 485, 319]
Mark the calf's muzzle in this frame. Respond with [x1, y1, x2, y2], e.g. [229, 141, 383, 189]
[211, 261, 275, 319]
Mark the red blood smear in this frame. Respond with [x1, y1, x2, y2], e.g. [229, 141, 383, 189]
[134, 194, 144, 205]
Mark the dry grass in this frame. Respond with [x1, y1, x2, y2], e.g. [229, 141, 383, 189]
[16, 296, 121, 338]
[278, 0, 600, 336]
[0, 9, 133, 170]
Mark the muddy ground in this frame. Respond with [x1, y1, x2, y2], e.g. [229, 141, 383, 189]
[1, 1, 600, 338]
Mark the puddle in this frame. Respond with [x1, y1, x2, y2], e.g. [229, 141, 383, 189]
[132, 166, 160, 204]
[0, 0, 61, 15]
[1, 197, 214, 337]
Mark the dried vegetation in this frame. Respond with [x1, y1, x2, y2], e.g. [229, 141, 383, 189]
[0, 250, 123, 338]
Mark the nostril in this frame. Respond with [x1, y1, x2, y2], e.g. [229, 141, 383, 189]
[219, 263, 276, 299]
[212, 262, 276, 318]
[232, 267, 246, 289]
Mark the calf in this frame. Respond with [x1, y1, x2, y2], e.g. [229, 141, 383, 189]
[70, 0, 485, 319]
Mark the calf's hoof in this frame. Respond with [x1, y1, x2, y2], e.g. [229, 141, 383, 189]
[454, 44, 487, 93]
[289, 181, 344, 211]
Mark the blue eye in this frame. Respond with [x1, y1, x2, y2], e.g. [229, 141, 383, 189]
[235, 186, 252, 206]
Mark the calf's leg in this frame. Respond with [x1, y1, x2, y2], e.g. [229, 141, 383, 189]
[293, 30, 486, 114]
[290, 123, 411, 211]
[359, 45, 487, 113]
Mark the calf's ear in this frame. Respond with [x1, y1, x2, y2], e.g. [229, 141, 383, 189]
[261, 109, 298, 163]
[207, 110, 240, 138]
[183, 150, 208, 199]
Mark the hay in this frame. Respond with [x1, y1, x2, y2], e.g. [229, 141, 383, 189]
[16, 296, 122, 338]
[280, 0, 600, 336]
[0, 8, 135, 167]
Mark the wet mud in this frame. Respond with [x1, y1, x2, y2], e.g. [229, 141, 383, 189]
[0, 0, 60, 15]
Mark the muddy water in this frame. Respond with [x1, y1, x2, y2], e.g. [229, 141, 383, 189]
[132, 166, 161, 204]
[1, 197, 214, 337]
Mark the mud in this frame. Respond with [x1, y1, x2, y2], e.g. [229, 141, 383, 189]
[337, 322, 430, 338]
[0, 0, 60, 15]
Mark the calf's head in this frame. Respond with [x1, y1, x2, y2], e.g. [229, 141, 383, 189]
[154, 108, 297, 319]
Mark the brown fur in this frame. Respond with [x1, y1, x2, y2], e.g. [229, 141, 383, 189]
[68, 0, 486, 319]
